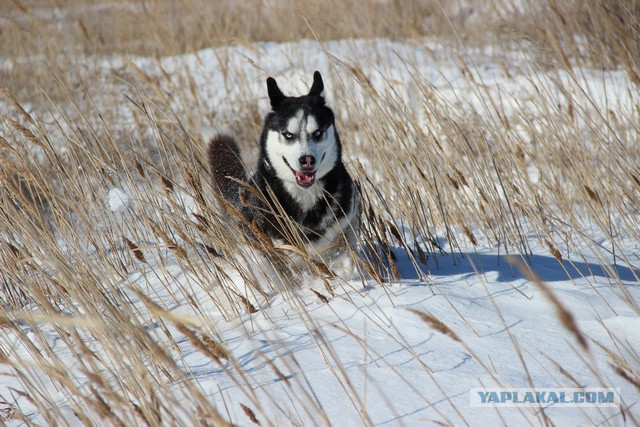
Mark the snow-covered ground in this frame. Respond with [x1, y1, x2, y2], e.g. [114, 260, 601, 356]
[146, 240, 640, 426]
[1, 37, 638, 426]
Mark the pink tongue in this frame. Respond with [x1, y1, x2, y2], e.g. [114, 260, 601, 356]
[295, 171, 315, 185]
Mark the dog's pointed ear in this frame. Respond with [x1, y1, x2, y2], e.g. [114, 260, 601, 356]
[308, 71, 324, 97]
[267, 77, 286, 109]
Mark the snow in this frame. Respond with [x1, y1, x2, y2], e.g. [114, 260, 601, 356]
[107, 188, 129, 212]
[112, 241, 636, 426]
[1, 36, 639, 426]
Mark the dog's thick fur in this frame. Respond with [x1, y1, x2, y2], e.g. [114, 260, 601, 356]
[206, 71, 359, 264]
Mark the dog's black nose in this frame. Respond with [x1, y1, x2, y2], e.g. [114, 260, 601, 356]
[299, 155, 316, 170]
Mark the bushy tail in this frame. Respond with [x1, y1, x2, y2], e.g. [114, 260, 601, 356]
[205, 133, 247, 205]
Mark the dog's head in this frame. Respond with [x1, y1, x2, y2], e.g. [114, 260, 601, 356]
[262, 71, 340, 188]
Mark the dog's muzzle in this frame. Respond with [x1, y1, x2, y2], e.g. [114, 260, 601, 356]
[283, 156, 317, 188]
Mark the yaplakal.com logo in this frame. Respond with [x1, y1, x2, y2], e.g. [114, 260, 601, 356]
[470, 388, 620, 407]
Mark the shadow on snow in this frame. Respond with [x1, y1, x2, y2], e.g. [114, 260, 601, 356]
[391, 247, 639, 284]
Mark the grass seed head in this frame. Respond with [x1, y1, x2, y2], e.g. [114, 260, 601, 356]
[240, 403, 261, 426]
[408, 309, 461, 343]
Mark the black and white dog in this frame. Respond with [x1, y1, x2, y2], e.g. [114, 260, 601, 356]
[206, 71, 359, 266]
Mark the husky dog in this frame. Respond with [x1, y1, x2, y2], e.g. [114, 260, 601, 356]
[206, 71, 359, 266]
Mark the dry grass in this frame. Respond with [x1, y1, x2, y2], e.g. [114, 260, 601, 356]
[1, 0, 639, 424]
[3, 0, 638, 100]
[506, 0, 640, 81]
[0, 0, 489, 103]
[0, 0, 483, 55]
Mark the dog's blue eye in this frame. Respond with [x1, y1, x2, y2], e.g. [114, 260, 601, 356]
[283, 132, 294, 140]
[312, 129, 323, 139]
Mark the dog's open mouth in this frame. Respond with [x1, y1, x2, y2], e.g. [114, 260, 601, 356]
[294, 170, 316, 187]
[283, 157, 316, 187]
